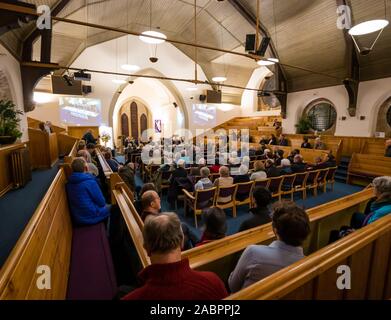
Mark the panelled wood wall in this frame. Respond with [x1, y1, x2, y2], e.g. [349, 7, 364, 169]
[28, 129, 58, 169]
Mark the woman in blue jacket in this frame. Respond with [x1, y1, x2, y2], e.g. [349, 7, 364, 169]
[66, 158, 110, 226]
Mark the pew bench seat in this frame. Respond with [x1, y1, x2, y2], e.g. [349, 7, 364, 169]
[66, 222, 117, 300]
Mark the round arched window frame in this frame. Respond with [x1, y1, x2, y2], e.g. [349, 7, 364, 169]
[304, 99, 337, 133]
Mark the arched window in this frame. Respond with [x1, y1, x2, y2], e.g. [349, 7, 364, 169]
[305, 100, 337, 132]
[258, 74, 281, 111]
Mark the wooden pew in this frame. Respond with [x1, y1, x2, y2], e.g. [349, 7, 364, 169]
[111, 181, 150, 268]
[0, 167, 117, 300]
[95, 148, 113, 179]
[348, 153, 391, 185]
[227, 214, 391, 300]
[0, 168, 72, 299]
[182, 188, 374, 283]
[267, 145, 330, 163]
[360, 140, 386, 156]
[58, 133, 79, 159]
[28, 128, 58, 169]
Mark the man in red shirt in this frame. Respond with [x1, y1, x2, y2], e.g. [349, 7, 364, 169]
[122, 213, 228, 300]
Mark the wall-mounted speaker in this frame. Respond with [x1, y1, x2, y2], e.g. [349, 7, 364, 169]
[207, 90, 222, 104]
[199, 94, 207, 102]
[82, 85, 92, 95]
[51, 75, 82, 95]
[245, 34, 256, 52]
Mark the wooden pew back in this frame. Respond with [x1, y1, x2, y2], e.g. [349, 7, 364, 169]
[28, 128, 59, 169]
[267, 145, 329, 163]
[0, 168, 72, 299]
[182, 189, 374, 283]
[59, 133, 79, 159]
[360, 140, 386, 156]
[227, 214, 391, 300]
[348, 153, 391, 184]
[95, 148, 113, 179]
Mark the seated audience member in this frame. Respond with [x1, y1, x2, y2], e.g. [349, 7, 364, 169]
[229, 201, 310, 292]
[273, 118, 281, 130]
[279, 134, 289, 146]
[229, 151, 241, 166]
[301, 137, 312, 149]
[86, 143, 98, 164]
[169, 159, 187, 183]
[180, 150, 190, 164]
[209, 159, 221, 174]
[280, 158, 292, 175]
[323, 153, 336, 168]
[123, 213, 228, 300]
[195, 167, 213, 191]
[386, 139, 391, 157]
[351, 176, 391, 228]
[233, 165, 250, 184]
[197, 208, 227, 246]
[77, 140, 87, 152]
[66, 158, 110, 226]
[141, 190, 161, 222]
[250, 161, 267, 181]
[118, 163, 136, 192]
[314, 137, 326, 150]
[214, 166, 234, 203]
[104, 151, 120, 172]
[77, 150, 99, 176]
[265, 159, 282, 177]
[269, 134, 278, 146]
[307, 156, 325, 170]
[291, 154, 307, 173]
[190, 158, 206, 176]
[261, 148, 273, 160]
[239, 187, 272, 232]
[82, 129, 98, 145]
[274, 149, 284, 166]
[287, 149, 300, 163]
[135, 183, 158, 214]
[259, 136, 269, 145]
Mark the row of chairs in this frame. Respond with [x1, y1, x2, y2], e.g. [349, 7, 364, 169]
[182, 167, 337, 228]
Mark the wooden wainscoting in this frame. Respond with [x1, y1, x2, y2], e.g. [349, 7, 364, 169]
[28, 128, 58, 169]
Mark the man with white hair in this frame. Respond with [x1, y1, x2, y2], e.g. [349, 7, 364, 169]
[314, 137, 326, 150]
[291, 154, 307, 173]
[280, 158, 292, 175]
[233, 164, 250, 184]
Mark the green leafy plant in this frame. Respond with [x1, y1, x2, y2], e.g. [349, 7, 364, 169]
[100, 132, 111, 146]
[295, 115, 312, 134]
[0, 100, 23, 138]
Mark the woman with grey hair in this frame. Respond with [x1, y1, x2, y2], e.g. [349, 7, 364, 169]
[351, 176, 391, 228]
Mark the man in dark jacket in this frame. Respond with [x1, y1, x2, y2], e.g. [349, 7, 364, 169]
[385, 139, 391, 157]
[82, 129, 98, 145]
[239, 187, 272, 232]
[291, 154, 307, 173]
[118, 163, 136, 192]
[279, 134, 289, 146]
[66, 158, 110, 226]
[265, 159, 282, 177]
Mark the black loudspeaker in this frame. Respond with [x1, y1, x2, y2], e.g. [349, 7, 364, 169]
[82, 85, 92, 94]
[173, 102, 178, 108]
[245, 34, 256, 52]
[207, 90, 222, 104]
[51, 75, 82, 95]
[199, 94, 207, 102]
[257, 37, 271, 56]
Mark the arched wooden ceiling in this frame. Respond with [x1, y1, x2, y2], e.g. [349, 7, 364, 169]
[1, 0, 390, 94]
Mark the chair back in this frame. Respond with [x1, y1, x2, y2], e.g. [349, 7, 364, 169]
[254, 179, 270, 189]
[235, 181, 254, 201]
[216, 185, 237, 203]
[268, 176, 284, 193]
[195, 187, 217, 209]
[294, 172, 308, 186]
[161, 170, 173, 180]
[306, 170, 319, 184]
[282, 174, 296, 189]
[326, 167, 337, 180]
[317, 168, 329, 182]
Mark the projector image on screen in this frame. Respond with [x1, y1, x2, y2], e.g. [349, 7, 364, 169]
[193, 104, 216, 126]
[60, 97, 102, 126]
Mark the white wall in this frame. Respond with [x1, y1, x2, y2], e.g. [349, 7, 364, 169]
[284, 77, 391, 137]
[0, 44, 28, 142]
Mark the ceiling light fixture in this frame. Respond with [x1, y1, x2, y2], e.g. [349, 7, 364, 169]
[139, 30, 167, 44]
[212, 76, 227, 82]
[121, 64, 141, 72]
[348, 19, 389, 36]
[257, 60, 275, 66]
[112, 79, 127, 84]
[268, 58, 279, 63]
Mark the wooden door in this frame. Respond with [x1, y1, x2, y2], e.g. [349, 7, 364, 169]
[130, 102, 139, 139]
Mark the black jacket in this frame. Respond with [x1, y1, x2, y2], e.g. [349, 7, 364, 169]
[291, 163, 307, 173]
[279, 139, 289, 146]
[266, 166, 282, 177]
[386, 146, 391, 157]
[238, 207, 272, 232]
[233, 174, 250, 184]
[82, 132, 98, 145]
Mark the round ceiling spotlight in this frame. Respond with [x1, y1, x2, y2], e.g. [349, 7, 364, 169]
[139, 30, 167, 44]
[348, 19, 389, 36]
[267, 58, 279, 63]
[212, 76, 227, 82]
[121, 64, 141, 72]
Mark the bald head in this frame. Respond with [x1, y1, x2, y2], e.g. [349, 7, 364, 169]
[143, 213, 184, 255]
[141, 190, 161, 213]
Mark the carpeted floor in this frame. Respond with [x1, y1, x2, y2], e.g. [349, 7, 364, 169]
[0, 165, 59, 267]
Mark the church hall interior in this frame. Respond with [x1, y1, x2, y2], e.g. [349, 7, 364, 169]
[1, 0, 391, 301]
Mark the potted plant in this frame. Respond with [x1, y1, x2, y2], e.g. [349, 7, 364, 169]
[295, 115, 312, 134]
[100, 132, 111, 147]
[0, 100, 23, 145]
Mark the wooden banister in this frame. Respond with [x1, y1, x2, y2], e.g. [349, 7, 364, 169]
[182, 188, 374, 269]
[95, 148, 113, 178]
[226, 214, 391, 300]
